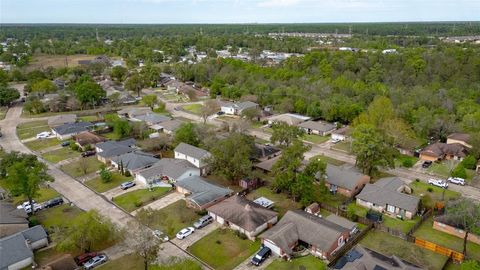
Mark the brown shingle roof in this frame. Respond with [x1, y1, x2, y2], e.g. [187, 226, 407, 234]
[447, 133, 471, 142]
[74, 131, 105, 146]
[421, 143, 468, 158]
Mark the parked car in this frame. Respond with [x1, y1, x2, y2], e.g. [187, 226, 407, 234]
[447, 177, 465, 186]
[193, 215, 213, 229]
[74, 252, 99, 266]
[61, 141, 70, 147]
[83, 254, 108, 269]
[153, 230, 169, 242]
[176, 227, 195, 239]
[251, 246, 271, 266]
[217, 111, 225, 115]
[24, 203, 43, 214]
[428, 179, 449, 189]
[44, 197, 64, 208]
[120, 181, 136, 190]
[17, 200, 36, 209]
[36, 131, 51, 139]
[331, 138, 341, 144]
[422, 161, 433, 168]
[81, 150, 96, 157]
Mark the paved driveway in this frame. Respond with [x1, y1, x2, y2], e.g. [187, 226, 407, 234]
[233, 255, 274, 270]
[102, 183, 143, 201]
[131, 192, 184, 216]
[171, 222, 220, 250]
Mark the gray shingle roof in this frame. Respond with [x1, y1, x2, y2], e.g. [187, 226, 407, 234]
[340, 245, 423, 270]
[136, 158, 196, 180]
[324, 164, 368, 190]
[111, 151, 159, 171]
[223, 101, 258, 112]
[158, 119, 184, 132]
[53, 122, 92, 135]
[0, 225, 47, 270]
[176, 176, 232, 207]
[298, 120, 336, 133]
[0, 202, 28, 225]
[356, 177, 420, 213]
[174, 143, 211, 160]
[135, 113, 171, 124]
[96, 139, 136, 158]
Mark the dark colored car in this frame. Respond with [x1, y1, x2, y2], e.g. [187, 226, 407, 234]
[251, 246, 271, 266]
[422, 160, 433, 168]
[44, 197, 64, 208]
[217, 111, 225, 115]
[61, 141, 70, 147]
[74, 252, 99, 266]
[81, 150, 96, 157]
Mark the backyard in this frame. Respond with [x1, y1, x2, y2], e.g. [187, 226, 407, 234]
[266, 256, 326, 270]
[85, 172, 133, 193]
[182, 103, 203, 115]
[97, 254, 202, 270]
[17, 120, 50, 140]
[246, 186, 301, 217]
[112, 187, 171, 212]
[382, 215, 420, 234]
[331, 141, 351, 153]
[60, 156, 103, 177]
[188, 228, 261, 270]
[42, 147, 80, 163]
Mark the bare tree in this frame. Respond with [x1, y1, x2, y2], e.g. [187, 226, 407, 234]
[79, 157, 89, 176]
[200, 100, 220, 124]
[128, 222, 162, 270]
[443, 199, 480, 256]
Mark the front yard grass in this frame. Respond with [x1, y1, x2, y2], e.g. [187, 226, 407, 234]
[101, 131, 123, 141]
[85, 173, 133, 193]
[34, 247, 80, 267]
[78, 115, 103, 122]
[246, 186, 301, 217]
[395, 155, 419, 168]
[17, 120, 50, 140]
[24, 138, 60, 151]
[112, 187, 171, 212]
[60, 156, 103, 177]
[302, 134, 330, 144]
[2, 184, 60, 206]
[188, 228, 261, 270]
[413, 217, 480, 261]
[309, 154, 345, 166]
[42, 147, 80, 163]
[360, 230, 448, 270]
[266, 255, 326, 270]
[182, 103, 203, 115]
[331, 141, 351, 153]
[427, 162, 450, 178]
[33, 204, 83, 231]
[136, 200, 202, 238]
[97, 253, 202, 270]
[409, 180, 460, 208]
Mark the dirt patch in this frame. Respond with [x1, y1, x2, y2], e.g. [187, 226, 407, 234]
[27, 54, 96, 71]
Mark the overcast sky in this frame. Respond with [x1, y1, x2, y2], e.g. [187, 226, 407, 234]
[1, 0, 479, 24]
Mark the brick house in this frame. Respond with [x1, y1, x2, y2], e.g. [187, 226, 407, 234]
[322, 164, 370, 198]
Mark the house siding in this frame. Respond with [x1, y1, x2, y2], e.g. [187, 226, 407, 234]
[433, 221, 480, 245]
[325, 175, 369, 198]
[356, 198, 415, 220]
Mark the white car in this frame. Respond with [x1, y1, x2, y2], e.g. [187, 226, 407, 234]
[153, 230, 169, 242]
[447, 177, 465, 186]
[24, 203, 43, 214]
[17, 200, 36, 209]
[176, 227, 195, 239]
[428, 179, 449, 189]
[331, 138, 341, 144]
[36, 131, 51, 139]
[83, 254, 108, 269]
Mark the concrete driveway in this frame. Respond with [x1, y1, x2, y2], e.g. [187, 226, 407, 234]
[102, 183, 143, 201]
[131, 192, 183, 216]
[233, 255, 274, 270]
[171, 222, 219, 250]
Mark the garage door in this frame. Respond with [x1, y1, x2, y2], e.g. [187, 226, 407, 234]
[263, 239, 282, 256]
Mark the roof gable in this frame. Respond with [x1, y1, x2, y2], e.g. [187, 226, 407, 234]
[324, 164, 368, 190]
[174, 143, 211, 160]
[176, 176, 232, 206]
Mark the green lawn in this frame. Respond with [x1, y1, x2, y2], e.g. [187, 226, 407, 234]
[85, 173, 133, 193]
[1, 184, 60, 205]
[409, 181, 460, 208]
[60, 156, 103, 177]
[79, 115, 103, 122]
[382, 215, 420, 234]
[17, 120, 50, 140]
[395, 155, 419, 168]
[332, 141, 351, 153]
[34, 204, 83, 231]
[102, 131, 123, 140]
[0, 106, 7, 120]
[427, 162, 451, 178]
[360, 230, 448, 270]
[246, 186, 300, 217]
[309, 154, 345, 166]
[302, 134, 330, 144]
[97, 253, 202, 270]
[42, 147, 80, 163]
[188, 229, 261, 270]
[413, 217, 480, 261]
[24, 138, 60, 151]
[266, 256, 326, 270]
[113, 187, 171, 212]
[136, 200, 202, 238]
[182, 104, 203, 115]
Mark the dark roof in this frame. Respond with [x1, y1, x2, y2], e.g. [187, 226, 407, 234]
[324, 164, 369, 190]
[53, 122, 92, 135]
[447, 133, 471, 142]
[420, 143, 468, 158]
[158, 119, 184, 132]
[0, 225, 47, 270]
[298, 120, 336, 133]
[174, 143, 211, 160]
[332, 126, 350, 136]
[222, 101, 258, 111]
[136, 158, 196, 180]
[252, 143, 281, 160]
[96, 139, 136, 158]
[254, 155, 281, 172]
[208, 195, 277, 232]
[111, 151, 159, 171]
[356, 177, 419, 213]
[175, 176, 232, 207]
[0, 202, 28, 225]
[134, 113, 171, 124]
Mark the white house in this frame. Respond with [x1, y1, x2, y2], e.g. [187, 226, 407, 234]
[220, 101, 259, 115]
[174, 143, 211, 175]
[331, 126, 350, 142]
[135, 158, 200, 186]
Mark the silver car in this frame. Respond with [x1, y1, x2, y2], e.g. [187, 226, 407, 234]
[83, 254, 107, 269]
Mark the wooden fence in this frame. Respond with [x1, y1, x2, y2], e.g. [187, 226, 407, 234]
[415, 238, 464, 263]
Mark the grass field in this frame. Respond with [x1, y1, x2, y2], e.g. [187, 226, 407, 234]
[309, 154, 345, 166]
[246, 186, 301, 217]
[85, 173, 132, 193]
[0, 106, 7, 120]
[331, 141, 351, 153]
[302, 134, 330, 144]
[42, 147, 80, 163]
[79, 115, 103, 122]
[113, 187, 171, 212]
[28, 54, 96, 70]
[24, 138, 60, 151]
[17, 120, 50, 140]
[409, 181, 460, 208]
[34, 204, 83, 231]
[395, 155, 419, 168]
[60, 156, 103, 177]
[97, 254, 202, 270]
[182, 104, 203, 115]
[188, 229, 261, 270]
[266, 256, 326, 270]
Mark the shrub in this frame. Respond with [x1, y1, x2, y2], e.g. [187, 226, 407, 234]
[402, 158, 415, 168]
[134, 201, 143, 207]
[215, 240, 222, 245]
[427, 187, 433, 192]
[415, 179, 420, 182]
[461, 155, 477, 170]
[100, 168, 112, 183]
[124, 171, 131, 177]
[70, 143, 79, 151]
[235, 231, 247, 240]
[451, 164, 467, 179]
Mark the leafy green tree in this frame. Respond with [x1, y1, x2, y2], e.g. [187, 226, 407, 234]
[443, 199, 480, 256]
[111, 66, 128, 81]
[73, 77, 106, 108]
[100, 168, 112, 183]
[451, 164, 467, 179]
[125, 73, 146, 97]
[460, 155, 477, 170]
[141, 94, 158, 110]
[129, 222, 162, 270]
[241, 107, 261, 122]
[23, 97, 46, 114]
[461, 260, 480, 270]
[113, 119, 133, 138]
[30, 79, 57, 93]
[0, 85, 20, 106]
[270, 122, 304, 147]
[174, 123, 200, 147]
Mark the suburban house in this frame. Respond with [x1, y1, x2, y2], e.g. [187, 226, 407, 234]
[335, 245, 422, 270]
[0, 202, 29, 238]
[254, 155, 282, 173]
[298, 120, 336, 136]
[117, 107, 152, 119]
[175, 175, 232, 209]
[135, 158, 199, 186]
[131, 113, 171, 126]
[322, 164, 370, 198]
[96, 139, 136, 164]
[260, 210, 352, 260]
[446, 133, 472, 148]
[151, 119, 184, 135]
[220, 101, 259, 115]
[331, 126, 350, 142]
[251, 143, 281, 162]
[74, 131, 106, 150]
[267, 113, 311, 126]
[419, 142, 468, 161]
[111, 151, 159, 175]
[51, 122, 93, 140]
[208, 195, 278, 240]
[174, 143, 211, 175]
[0, 226, 48, 270]
[356, 177, 420, 220]
[47, 114, 77, 127]
[159, 73, 176, 87]
[433, 215, 480, 245]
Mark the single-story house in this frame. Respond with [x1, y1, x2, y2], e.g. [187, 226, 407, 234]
[117, 107, 152, 119]
[135, 158, 200, 186]
[0, 225, 48, 270]
[267, 113, 311, 126]
[174, 143, 211, 175]
[447, 133, 472, 148]
[356, 177, 419, 220]
[254, 155, 281, 173]
[51, 122, 93, 140]
[74, 131, 106, 150]
[47, 114, 77, 127]
[208, 195, 278, 240]
[433, 215, 480, 245]
[322, 164, 370, 198]
[111, 151, 159, 175]
[325, 215, 358, 235]
[175, 175, 232, 209]
[95, 139, 136, 164]
[260, 210, 352, 260]
[298, 120, 336, 136]
[251, 143, 281, 162]
[220, 101, 259, 115]
[0, 202, 29, 238]
[335, 245, 423, 270]
[331, 126, 350, 142]
[151, 119, 184, 135]
[419, 142, 468, 161]
[131, 113, 171, 126]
